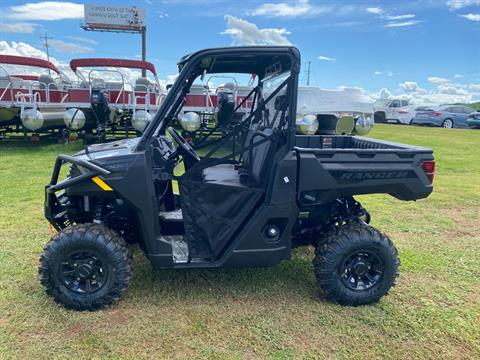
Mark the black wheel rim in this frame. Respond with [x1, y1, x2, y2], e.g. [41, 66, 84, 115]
[59, 251, 108, 294]
[339, 250, 383, 291]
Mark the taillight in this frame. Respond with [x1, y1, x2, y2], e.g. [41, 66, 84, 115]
[433, 112, 442, 116]
[398, 111, 409, 115]
[421, 160, 435, 183]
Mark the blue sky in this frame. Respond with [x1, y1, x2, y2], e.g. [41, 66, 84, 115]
[1, 0, 479, 104]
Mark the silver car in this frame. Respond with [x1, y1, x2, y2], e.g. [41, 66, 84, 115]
[411, 105, 476, 128]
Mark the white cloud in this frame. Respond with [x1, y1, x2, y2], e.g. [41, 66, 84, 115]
[371, 84, 478, 105]
[428, 76, 449, 85]
[221, 15, 291, 46]
[376, 88, 392, 99]
[250, 0, 332, 17]
[366, 7, 383, 15]
[438, 84, 469, 95]
[454, 74, 463, 79]
[367, 8, 420, 28]
[386, 14, 416, 20]
[0, 23, 36, 33]
[318, 55, 335, 62]
[48, 40, 94, 54]
[66, 36, 98, 45]
[459, 13, 480, 21]
[0, 41, 175, 90]
[0, 41, 48, 59]
[447, 0, 480, 10]
[386, 21, 419, 27]
[156, 10, 169, 18]
[0, 40, 74, 78]
[374, 71, 394, 76]
[399, 81, 420, 92]
[8, 1, 83, 21]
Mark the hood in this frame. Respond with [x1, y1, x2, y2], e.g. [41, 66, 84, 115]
[75, 137, 141, 162]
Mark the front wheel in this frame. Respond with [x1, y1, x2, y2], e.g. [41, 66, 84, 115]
[313, 223, 399, 306]
[374, 112, 386, 123]
[442, 118, 454, 128]
[39, 223, 132, 310]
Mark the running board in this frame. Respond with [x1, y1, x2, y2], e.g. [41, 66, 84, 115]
[158, 235, 189, 263]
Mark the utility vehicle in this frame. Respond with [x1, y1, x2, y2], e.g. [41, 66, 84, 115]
[40, 47, 435, 310]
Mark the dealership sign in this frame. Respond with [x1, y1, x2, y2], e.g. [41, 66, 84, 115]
[84, 4, 145, 31]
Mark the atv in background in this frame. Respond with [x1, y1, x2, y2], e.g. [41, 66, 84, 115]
[39, 46, 435, 310]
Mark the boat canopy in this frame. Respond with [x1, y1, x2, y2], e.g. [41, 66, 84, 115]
[0, 55, 60, 74]
[297, 86, 374, 114]
[70, 58, 157, 76]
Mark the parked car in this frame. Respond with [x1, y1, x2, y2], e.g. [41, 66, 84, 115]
[411, 105, 476, 128]
[374, 99, 415, 124]
[467, 112, 480, 128]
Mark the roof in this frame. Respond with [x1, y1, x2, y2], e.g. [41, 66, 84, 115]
[0, 55, 60, 74]
[70, 58, 157, 76]
[177, 46, 300, 75]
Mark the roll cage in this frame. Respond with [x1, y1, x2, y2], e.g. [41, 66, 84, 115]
[137, 46, 301, 151]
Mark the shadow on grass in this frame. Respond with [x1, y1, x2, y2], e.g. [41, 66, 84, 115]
[126, 248, 323, 306]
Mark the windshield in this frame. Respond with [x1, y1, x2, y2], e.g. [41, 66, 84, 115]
[374, 99, 390, 107]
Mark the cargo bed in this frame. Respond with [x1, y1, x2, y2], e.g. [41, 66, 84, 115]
[294, 135, 434, 206]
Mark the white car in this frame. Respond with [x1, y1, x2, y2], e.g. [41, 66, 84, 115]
[374, 99, 415, 125]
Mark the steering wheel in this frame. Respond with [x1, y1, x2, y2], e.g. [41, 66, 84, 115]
[166, 127, 201, 163]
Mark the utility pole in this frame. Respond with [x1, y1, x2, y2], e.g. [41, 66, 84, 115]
[141, 26, 146, 77]
[306, 60, 312, 86]
[40, 33, 53, 75]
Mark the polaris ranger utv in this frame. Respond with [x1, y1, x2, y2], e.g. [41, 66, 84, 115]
[40, 47, 435, 310]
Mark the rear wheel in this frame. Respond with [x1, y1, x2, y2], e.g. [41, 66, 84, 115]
[313, 223, 399, 305]
[442, 118, 454, 128]
[39, 223, 132, 310]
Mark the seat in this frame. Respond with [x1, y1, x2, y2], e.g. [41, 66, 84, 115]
[202, 163, 243, 187]
[91, 78, 106, 89]
[105, 82, 123, 90]
[135, 77, 152, 92]
[39, 75, 57, 90]
[202, 127, 274, 188]
[200, 91, 286, 188]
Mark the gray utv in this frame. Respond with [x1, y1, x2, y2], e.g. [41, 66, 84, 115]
[40, 46, 435, 310]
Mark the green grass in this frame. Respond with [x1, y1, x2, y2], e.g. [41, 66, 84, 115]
[1, 124, 479, 359]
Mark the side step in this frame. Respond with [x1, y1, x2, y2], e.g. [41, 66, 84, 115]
[158, 235, 189, 264]
[159, 209, 183, 222]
